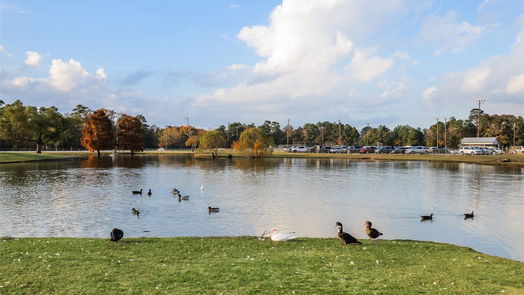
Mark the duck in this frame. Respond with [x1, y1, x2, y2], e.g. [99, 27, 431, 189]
[110, 228, 124, 242]
[364, 221, 383, 241]
[270, 229, 296, 242]
[178, 194, 190, 201]
[172, 188, 180, 195]
[200, 185, 205, 192]
[208, 207, 219, 213]
[420, 213, 434, 221]
[131, 208, 140, 216]
[132, 189, 143, 194]
[335, 222, 362, 245]
[146, 189, 152, 197]
[464, 211, 474, 219]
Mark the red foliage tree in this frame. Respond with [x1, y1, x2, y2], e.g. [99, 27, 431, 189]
[116, 114, 144, 155]
[80, 109, 114, 158]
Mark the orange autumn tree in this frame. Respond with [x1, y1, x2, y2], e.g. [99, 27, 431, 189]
[233, 127, 273, 157]
[81, 108, 114, 158]
[116, 114, 144, 155]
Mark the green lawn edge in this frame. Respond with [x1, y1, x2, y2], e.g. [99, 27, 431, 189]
[1, 237, 522, 294]
[2, 151, 523, 168]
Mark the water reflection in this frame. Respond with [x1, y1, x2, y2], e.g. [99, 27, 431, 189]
[0, 156, 523, 261]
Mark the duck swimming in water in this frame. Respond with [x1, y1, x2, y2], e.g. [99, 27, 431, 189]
[336, 222, 362, 245]
[146, 189, 152, 197]
[172, 188, 180, 195]
[132, 208, 140, 216]
[464, 211, 474, 219]
[208, 207, 219, 213]
[132, 189, 142, 194]
[178, 194, 190, 201]
[420, 213, 434, 221]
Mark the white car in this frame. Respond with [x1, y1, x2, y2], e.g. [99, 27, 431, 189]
[459, 147, 483, 155]
[405, 146, 429, 154]
[513, 147, 524, 154]
[290, 146, 309, 153]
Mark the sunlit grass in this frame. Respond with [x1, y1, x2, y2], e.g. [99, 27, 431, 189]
[0, 237, 522, 294]
[0, 152, 83, 163]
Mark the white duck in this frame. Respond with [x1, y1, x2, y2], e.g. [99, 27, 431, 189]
[270, 229, 296, 242]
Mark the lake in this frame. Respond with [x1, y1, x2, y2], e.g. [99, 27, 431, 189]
[0, 154, 523, 261]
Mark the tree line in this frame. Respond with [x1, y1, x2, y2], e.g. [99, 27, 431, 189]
[0, 100, 523, 155]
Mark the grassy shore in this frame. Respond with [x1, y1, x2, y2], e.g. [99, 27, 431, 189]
[0, 152, 86, 163]
[0, 237, 522, 294]
[2, 150, 523, 167]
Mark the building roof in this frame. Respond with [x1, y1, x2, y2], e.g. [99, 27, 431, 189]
[461, 137, 498, 144]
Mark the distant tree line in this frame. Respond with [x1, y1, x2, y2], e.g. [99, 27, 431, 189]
[1, 100, 523, 154]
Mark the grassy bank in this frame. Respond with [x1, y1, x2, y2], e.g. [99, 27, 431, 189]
[0, 152, 86, 163]
[0, 237, 522, 294]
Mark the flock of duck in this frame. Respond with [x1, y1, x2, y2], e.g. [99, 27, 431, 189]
[110, 185, 219, 241]
[110, 187, 476, 243]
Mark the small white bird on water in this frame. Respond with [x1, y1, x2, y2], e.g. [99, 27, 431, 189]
[200, 185, 205, 191]
[270, 229, 296, 242]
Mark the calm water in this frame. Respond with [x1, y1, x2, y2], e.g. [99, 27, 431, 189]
[1, 155, 523, 261]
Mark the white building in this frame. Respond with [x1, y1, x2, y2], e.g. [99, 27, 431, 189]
[461, 137, 498, 147]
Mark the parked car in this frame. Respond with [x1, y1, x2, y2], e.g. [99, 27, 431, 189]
[512, 146, 524, 154]
[391, 146, 408, 154]
[290, 146, 309, 153]
[459, 146, 483, 155]
[405, 146, 429, 154]
[489, 148, 504, 155]
[375, 146, 395, 154]
[347, 146, 362, 153]
[359, 146, 377, 154]
[329, 146, 344, 153]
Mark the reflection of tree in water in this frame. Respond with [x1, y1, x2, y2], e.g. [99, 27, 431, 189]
[232, 158, 279, 172]
[80, 156, 114, 169]
[427, 161, 461, 172]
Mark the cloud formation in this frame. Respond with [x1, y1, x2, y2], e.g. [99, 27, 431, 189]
[192, 0, 404, 123]
[25, 51, 42, 66]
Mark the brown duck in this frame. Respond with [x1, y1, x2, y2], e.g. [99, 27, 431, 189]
[147, 189, 152, 197]
[335, 222, 362, 245]
[364, 221, 383, 240]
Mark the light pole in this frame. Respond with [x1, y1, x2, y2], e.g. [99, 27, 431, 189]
[476, 99, 485, 137]
[436, 118, 439, 147]
[514, 122, 517, 147]
[444, 117, 448, 153]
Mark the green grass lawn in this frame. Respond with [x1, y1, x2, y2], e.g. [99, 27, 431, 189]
[0, 152, 84, 163]
[1, 237, 522, 294]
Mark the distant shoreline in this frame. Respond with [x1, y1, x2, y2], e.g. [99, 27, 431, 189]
[1, 150, 523, 167]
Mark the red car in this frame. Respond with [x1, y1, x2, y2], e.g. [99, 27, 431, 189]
[359, 146, 376, 154]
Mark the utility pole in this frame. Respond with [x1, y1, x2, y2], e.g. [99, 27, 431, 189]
[338, 119, 342, 145]
[476, 99, 485, 137]
[514, 122, 517, 147]
[436, 118, 439, 147]
[444, 117, 448, 153]
[286, 119, 290, 147]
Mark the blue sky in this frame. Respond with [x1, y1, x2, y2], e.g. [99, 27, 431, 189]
[1, 0, 523, 129]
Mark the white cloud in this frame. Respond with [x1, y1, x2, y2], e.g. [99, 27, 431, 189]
[193, 0, 403, 123]
[393, 50, 410, 59]
[25, 51, 42, 66]
[417, 11, 486, 54]
[0, 45, 12, 57]
[462, 67, 490, 92]
[348, 50, 394, 82]
[477, 0, 497, 12]
[506, 73, 524, 94]
[422, 86, 437, 100]
[423, 27, 524, 114]
[229, 3, 240, 9]
[96, 68, 108, 79]
[48, 58, 92, 91]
